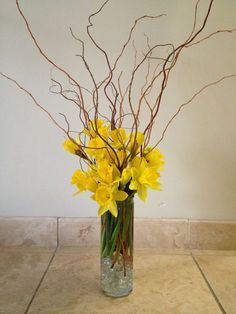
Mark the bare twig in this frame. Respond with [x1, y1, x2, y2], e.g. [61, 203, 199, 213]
[156, 74, 236, 146]
[187, 28, 236, 47]
[0, 71, 68, 135]
[15, 0, 89, 128]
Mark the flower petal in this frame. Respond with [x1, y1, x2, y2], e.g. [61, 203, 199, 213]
[129, 179, 138, 190]
[98, 206, 108, 216]
[114, 190, 128, 201]
[138, 185, 148, 201]
[108, 201, 118, 217]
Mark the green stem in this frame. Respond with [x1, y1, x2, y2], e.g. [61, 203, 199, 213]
[101, 196, 134, 272]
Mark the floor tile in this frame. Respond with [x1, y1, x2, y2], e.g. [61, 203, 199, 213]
[28, 248, 221, 314]
[195, 255, 236, 314]
[0, 247, 54, 314]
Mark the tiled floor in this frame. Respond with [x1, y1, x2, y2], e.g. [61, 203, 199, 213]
[0, 247, 235, 314]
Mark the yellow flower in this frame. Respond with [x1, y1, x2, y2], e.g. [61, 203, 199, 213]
[103, 147, 126, 167]
[127, 131, 144, 153]
[63, 138, 80, 155]
[85, 177, 97, 193]
[71, 169, 88, 194]
[71, 169, 97, 194]
[116, 150, 126, 166]
[96, 160, 121, 184]
[129, 157, 161, 201]
[109, 128, 128, 149]
[85, 137, 107, 160]
[121, 167, 132, 185]
[144, 147, 164, 170]
[92, 184, 128, 217]
[83, 119, 109, 139]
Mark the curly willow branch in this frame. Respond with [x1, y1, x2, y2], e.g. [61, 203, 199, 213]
[0, 71, 68, 135]
[15, 0, 89, 128]
[155, 74, 236, 147]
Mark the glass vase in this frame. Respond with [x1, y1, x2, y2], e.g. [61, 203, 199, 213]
[100, 196, 134, 297]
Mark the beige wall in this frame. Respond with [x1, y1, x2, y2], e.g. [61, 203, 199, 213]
[0, 0, 236, 219]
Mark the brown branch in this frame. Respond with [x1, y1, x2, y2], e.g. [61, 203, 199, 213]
[49, 77, 87, 129]
[0, 71, 68, 135]
[70, 27, 99, 119]
[86, 0, 118, 125]
[15, 0, 89, 128]
[187, 28, 236, 47]
[59, 112, 71, 135]
[127, 43, 174, 152]
[86, 0, 111, 73]
[0, 71, 93, 162]
[155, 74, 236, 146]
[143, 0, 215, 143]
[186, 0, 201, 43]
[112, 14, 166, 72]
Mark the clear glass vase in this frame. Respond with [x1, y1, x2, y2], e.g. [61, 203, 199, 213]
[100, 196, 134, 297]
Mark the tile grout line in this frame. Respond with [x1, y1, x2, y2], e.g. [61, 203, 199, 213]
[188, 218, 190, 249]
[24, 218, 60, 314]
[57, 216, 60, 247]
[191, 253, 226, 314]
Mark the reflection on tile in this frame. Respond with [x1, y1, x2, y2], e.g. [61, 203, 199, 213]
[28, 248, 221, 314]
[190, 221, 236, 250]
[59, 218, 100, 246]
[135, 219, 189, 249]
[195, 255, 236, 314]
[0, 217, 57, 247]
[0, 247, 54, 314]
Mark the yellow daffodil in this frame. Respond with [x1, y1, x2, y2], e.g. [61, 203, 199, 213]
[121, 167, 132, 185]
[129, 157, 161, 201]
[92, 184, 128, 217]
[63, 120, 164, 212]
[83, 119, 109, 139]
[116, 149, 126, 166]
[71, 169, 97, 194]
[109, 128, 128, 149]
[127, 131, 144, 153]
[71, 169, 88, 194]
[144, 147, 164, 170]
[96, 159, 121, 184]
[102, 147, 126, 168]
[85, 137, 107, 160]
[63, 138, 81, 155]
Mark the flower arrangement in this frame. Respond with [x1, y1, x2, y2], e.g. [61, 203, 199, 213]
[1, 0, 235, 297]
[63, 119, 164, 295]
[63, 120, 164, 217]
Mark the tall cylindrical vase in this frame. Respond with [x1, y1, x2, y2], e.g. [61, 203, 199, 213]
[100, 196, 134, 297]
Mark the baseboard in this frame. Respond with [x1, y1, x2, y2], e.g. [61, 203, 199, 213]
[0, 217, 236, 250]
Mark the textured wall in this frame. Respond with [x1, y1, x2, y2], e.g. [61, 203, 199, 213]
[0, 0, 236, 218]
